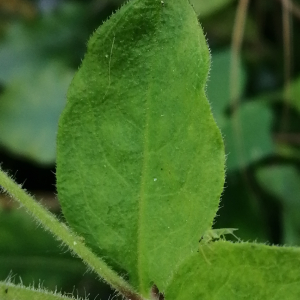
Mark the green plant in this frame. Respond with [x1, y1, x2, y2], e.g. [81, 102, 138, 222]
[1, 0, 300, 299]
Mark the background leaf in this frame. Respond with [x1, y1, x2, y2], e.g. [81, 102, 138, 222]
[57, 0, 225, 295]
[223, 102, 274, 170]
[207, 49, 274, 171]
[207, 49, 246, 127]
[165, 241, 300, 299]
[0, 63, 73, 164]
[190, 0, 235, 18]
[257, 166, 300, 245]
[0, 3, 86, 164]
[0, 3, 87, 84]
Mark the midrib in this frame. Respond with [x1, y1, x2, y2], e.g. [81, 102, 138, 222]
[137, 87, 150, 292]
[136, 2, 163, 293]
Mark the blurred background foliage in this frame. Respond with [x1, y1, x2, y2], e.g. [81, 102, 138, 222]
[0, 0, 300, 299]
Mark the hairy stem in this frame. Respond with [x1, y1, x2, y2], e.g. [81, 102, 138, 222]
[0, 168, 145, 300]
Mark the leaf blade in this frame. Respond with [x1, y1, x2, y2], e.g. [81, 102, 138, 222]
[57, 0, 225, 294]
[0, 281, 81, 300]
[165, 241, 300, 299]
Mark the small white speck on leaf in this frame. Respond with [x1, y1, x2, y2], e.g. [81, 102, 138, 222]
[73, 241, 77, 246]
[154, 178, 157, 182]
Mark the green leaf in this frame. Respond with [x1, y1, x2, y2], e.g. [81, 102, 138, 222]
[57, 0, 225, 295]
[190, 0, 235, 18]
[223, 102, 274, 170]
[0, 3, 88, 164]
[277, 144, 300, 161]
[0, 63, 73, 164]
[207, 49, 246, 127]
[165, 241, 300, 299]
[288, 76, 300, 113]
[206, 49, 273, 171]
[0, 24, 44, 84]
[0, 281, 80, 300]
[0, 3, 87, 85]
[257, 166, 300, 245]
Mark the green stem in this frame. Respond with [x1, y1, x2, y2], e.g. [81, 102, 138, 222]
[0, 169, 145, 300]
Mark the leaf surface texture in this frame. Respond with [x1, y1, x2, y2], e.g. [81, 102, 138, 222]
[57, 0, 225, 295]
[165, 241, 300, 299]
